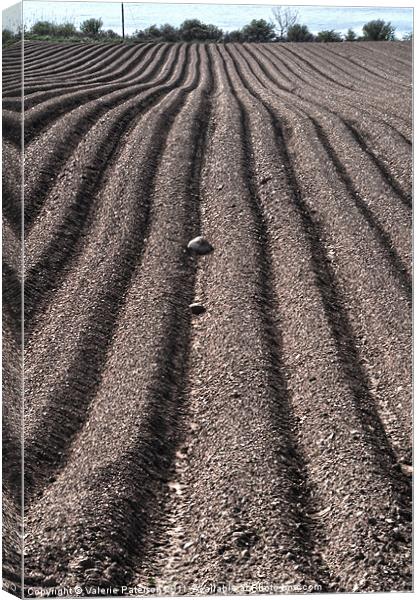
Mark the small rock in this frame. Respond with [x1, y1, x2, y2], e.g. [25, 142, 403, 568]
[190, 303, 206, 315]
[187, 236, 214, 255]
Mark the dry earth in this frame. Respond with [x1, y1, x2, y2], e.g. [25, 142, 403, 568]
[2, 40, 412, 595]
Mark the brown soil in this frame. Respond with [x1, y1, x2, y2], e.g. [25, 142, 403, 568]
[2, 40, 412, 595]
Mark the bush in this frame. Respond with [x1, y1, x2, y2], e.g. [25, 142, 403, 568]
[80, 18, 103, 37]
[179, 19, 206, 41]
[30, 21, 57, 36]
[345, 28, 357, 41]
[102, 29, 120, 40]
[362, 19, 395, 41]
[55, 22, 77, 37]
[205, 24, 224, 41]
[316, 29, 342, 42]
[2, 28, 16, 45]
[133, 29, 147, 41]
[179, 19, 222, 42]
[159, 24, 179, 42]
[402, 31, 413, 41]
[241, 19, 276, 42]
[224, 29, 243, 43]
[287, 23, 314, 42]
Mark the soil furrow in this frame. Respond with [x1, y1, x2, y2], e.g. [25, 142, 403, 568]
[235, 44, 412, 280]
[264, 44, 411, 126]
[273, 43, 355, 91]
[231, 44, 412, 458]
[24, 46, 190, 331]
[24, 43, 208, 588]
[23, 44, 199, 505]
[343, 120, 412, 208]
[23, 43, 177, 229]
[306, 44, 409, 92]
[21, 45, 168, 142]
[154, 43, 324, 591]
[5, 43, 169, 144]
[309, 119, 411, 293]
[3, 44, 154, 108]
[222, 43, 411, 591]
[1, 39, 411, 595]
[326, 44, 411, 85]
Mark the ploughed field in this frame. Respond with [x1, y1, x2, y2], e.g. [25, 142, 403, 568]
[2, 40, 412, 594]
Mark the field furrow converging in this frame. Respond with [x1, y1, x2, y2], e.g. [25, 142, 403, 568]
[1, 39, 411, 594]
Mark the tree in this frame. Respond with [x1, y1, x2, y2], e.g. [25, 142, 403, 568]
[362, 19, 395, 41]
[179, 19, 207, 41]
[241, 19, 276, 42]
[159, 23, 179, 42]
[272, 6, 298, 40]
[102, 29, 120, 39]
[2, 28, 15, 45]
[316, 29, 342, 42]
[345, 28, 357, 41]
[402, 31, 413, 41]
[205, 24, 223, 41]
[224, 29, 243, 43]
[80, 18, 103, 37]
[30, 21, 57, 36]
[143, 24, 161, 38]
[55, 22, 77, 37]
[179, 19, 223, 41]
[287, 23, 314, 42]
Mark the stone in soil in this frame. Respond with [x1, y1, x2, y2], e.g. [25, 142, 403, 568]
[189, 303, 206, 315]
[187, 236, 214, 255]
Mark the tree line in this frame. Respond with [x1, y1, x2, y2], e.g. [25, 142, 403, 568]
[2, 10, 412, 46]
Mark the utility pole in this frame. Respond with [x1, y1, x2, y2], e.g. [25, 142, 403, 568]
[121, 3, 125, 41]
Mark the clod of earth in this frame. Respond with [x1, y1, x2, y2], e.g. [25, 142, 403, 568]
[187, 236, 214, 255]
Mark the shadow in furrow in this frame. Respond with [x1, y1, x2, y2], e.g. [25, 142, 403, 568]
[3, 261, 21, 338]
[223, 41, 412, 529]
[310, 119, 412, 298]
[344, 120, 412, 209]
[234, 46, 411, 298]
[24, 45, 201, 504]
[266, 111, 411, 510]
[2, 183, 21, 234]
[26, 46, 212, 587]
[218, 45, 331, 588]
[24, 47, 188, 336]
[23, 44, 176, 229]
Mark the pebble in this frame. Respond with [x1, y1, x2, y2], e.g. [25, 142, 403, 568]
[190, 303, 206, 315]
[187, 236, 214, 255]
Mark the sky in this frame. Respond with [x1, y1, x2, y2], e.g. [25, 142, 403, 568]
[2, 1, 414, 37]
